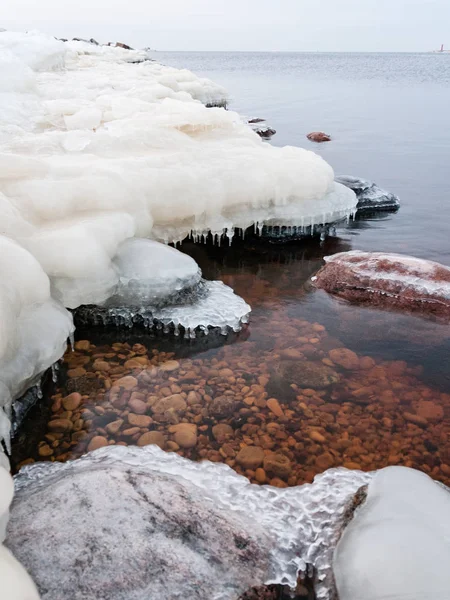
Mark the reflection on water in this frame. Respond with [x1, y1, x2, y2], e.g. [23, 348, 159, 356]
[12, 230, 450, 489]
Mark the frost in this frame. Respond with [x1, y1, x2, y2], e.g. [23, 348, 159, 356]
[334, 466, 450, 600]
[8, 445, 371, 599]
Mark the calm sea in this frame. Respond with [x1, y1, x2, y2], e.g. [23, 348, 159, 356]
[152, 51, 450, 262]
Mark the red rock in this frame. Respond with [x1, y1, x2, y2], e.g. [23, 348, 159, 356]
[307, 132, 331, 143]
[62, 392, 82, 411]
[329, 348, 359, 370]
[87, 436, 108, 452]
[137, 431, 165, 448]
[313, 251, 450, 320]
[236, 446, 264, 470]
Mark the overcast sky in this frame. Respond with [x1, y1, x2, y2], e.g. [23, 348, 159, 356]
[2, 0, 449, 52]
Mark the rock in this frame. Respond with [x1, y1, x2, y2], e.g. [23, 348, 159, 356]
[67, 367, 86, 378]
[315, 452, 334, 471]
[62, 392, 82, 411]
[48, 419, 72, 433]
[137, 431, 166, 448]
[114, 376, 138, 390]
[6, 447, 270, 600]
[106, 419, 124, 435]
[335, 175, 400, 213]
[92, 359, 110, 372]
[247, 118, 277, 139]
[415, 400, 444, 423]
[329, 348, 359, 370]
[115, 42, 133, 50]
[74, 340, 90, 351]
[404, 412, 428, 427]
[38, 444, 53, 458]
[159, 360, 180, 372]
[152, 394, 186, 415]
[263, 454, 291, 480]
[210, 396, 237, 419]
[87, 436, 109, 452]
[128, 398, 147, 414]
[310, 431, 326, 444]
[266, 398, 284, 418]
[171, 424, 198, 449]
[254, 468, 267, 484]
[307, 132, 331, 143]
[212, 424, 234, 442]
[313, 251, 450, 321]
[236, 446, 265, 470]
[187, 391, 201, 406]
[128, 414, 152, 428]
[273, 360, 340, 389]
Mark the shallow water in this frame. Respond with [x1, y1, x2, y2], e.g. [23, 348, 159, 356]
[11, 52, 450, 486]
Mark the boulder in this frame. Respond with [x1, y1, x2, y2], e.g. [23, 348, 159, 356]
[6, 446, 270, 600]
[307, 132, 331, 143]
[313, 251, 450, 321]
[335, 175, 400, 212]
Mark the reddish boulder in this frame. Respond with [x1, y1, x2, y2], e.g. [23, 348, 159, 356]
[307, 131, 331, 143]
[313, 251, 450, 320]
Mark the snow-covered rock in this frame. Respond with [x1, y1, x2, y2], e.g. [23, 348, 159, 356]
[335, 176, 400, 213]
[313, 251, 450, 320]
[334, 466, 450, 600]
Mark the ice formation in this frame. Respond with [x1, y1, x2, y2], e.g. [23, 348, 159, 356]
[7, 445, 372, 600]
[334, 466, 450, 600]
[313, 250, 450, 320]
[0, 461, 40, 600]
[335, 176, 400, 212]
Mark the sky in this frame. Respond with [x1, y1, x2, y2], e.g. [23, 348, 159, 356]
[2, 0, 449, 52]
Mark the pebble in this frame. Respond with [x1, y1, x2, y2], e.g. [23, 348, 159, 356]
[266, 398, 284, 418]
[171, 423, 198, 449]
[48, 419, 72, 433]
[236, 446, 265, 470]
[152, 394, 187, 414]
[128, 414, 152, 428]
[137, 431, 166, 449]
[114, 376, 138, 390]
[106, 420, 124, 435]
[87, 436, 109, 452]
[62, 392, 82, 411]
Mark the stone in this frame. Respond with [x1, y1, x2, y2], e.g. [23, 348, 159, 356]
[236, 446, 265, 470]
[313, 251, 450, 321]
[38, 444, 53, 458]
[137, 431, 166, 449]
[210, 396, 237, 419]
[128, 414, 152, 428]
[87, 436, 109, 452]
[212, 424, 234, 442]
[106, 419, 124, 435]
[329, 348, 359, 370]
[171, 424, 198, 449]
[404, 412, 428, 427]
[48, 419, 72, 433]
[67, 367, 86, 378]
[152, 394, 186, 415]
[128, 398, 147, 414]
[263, 454, 292, 480]
[266, 398, 284, 418]
[254, 468, 267, 484]
[273, 360, 340, 389]
[310, 431, 326, 443]
[187, 391, 201, 406]
[62, 393, 82, 411]
[114, 376, 138, 390]
[315, 452, 334, 471]
[415, 400, 444, 423]
[92, 359, 110, 372]
[307, 132, 331, 143]
[7, 447, 271, 600]
[159, 360, 180, 372]
[74, 340, 90, 351]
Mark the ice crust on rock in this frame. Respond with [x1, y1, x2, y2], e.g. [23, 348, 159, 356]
[335, 175, 400, 212]
[334, 466, 450, 600]
[7, 445, 372, 600]
[313, 250, 450, 320]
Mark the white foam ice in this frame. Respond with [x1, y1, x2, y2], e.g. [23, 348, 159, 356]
[9, 445, 372, 599]
[334, 466, 450, 600]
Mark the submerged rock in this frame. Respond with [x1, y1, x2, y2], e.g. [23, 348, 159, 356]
[307, 132, 331, 143]
[272, 360, 340, 389]
[247, 118, 276, 139]
[313, 251, 450, 321]
[335, 175, 400, 212]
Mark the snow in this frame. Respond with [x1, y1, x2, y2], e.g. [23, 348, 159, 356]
[7, 445, 371, 599]
[334, 466, 450, 600]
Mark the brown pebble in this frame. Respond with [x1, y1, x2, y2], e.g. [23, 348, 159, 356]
[266, 398, 284, 418]
[137, 431, 166, 449]
[87, 436, 109, 452]
[236, 446, 264, 470]
[62, 392, 82, 411]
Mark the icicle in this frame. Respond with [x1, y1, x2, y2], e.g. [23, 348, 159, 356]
[51, 363, 59, 383]
[68, 332, 75, 352]
[36, 382, 43, 400]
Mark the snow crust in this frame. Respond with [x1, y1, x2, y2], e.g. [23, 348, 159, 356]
[334, 466, 450, 600]
[8, 445, 371, 599]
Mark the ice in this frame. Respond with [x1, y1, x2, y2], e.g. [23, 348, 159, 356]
[0, 237, 74, 453]
[334, 466, 450, 600]
[7, 445, 372, 599]
[335, 175, 400, 212]
[111, 238, 202, 307]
